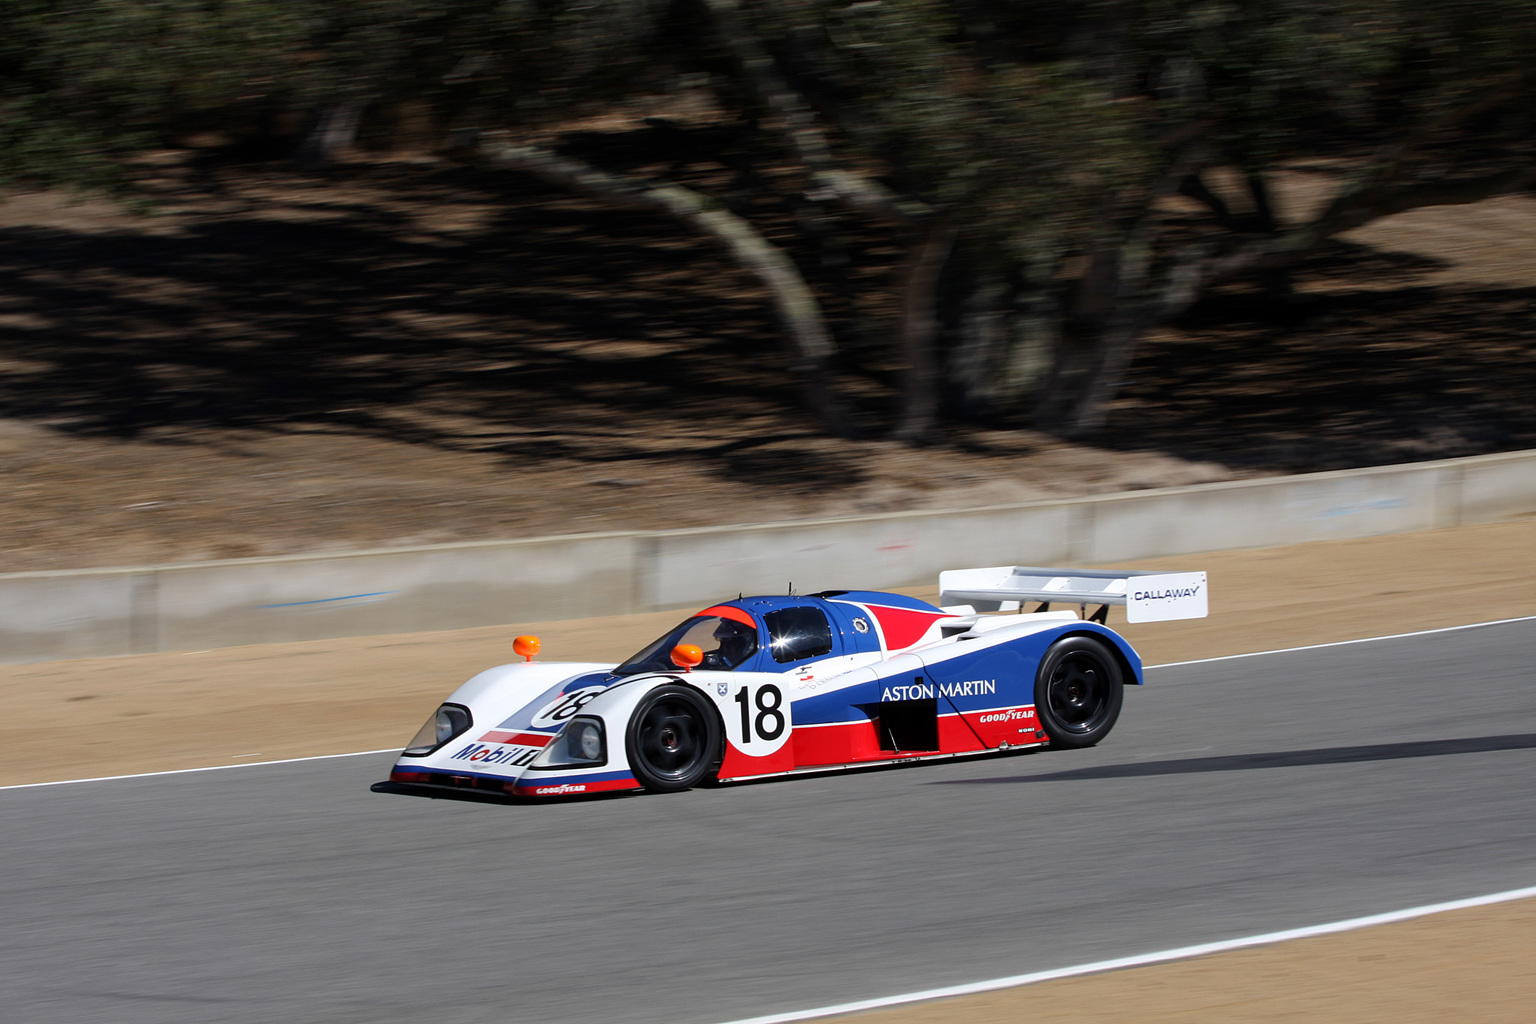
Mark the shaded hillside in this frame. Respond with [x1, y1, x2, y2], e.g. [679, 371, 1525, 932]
[0, 155, 1533, 570]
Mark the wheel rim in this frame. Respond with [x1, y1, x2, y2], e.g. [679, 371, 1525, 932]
[636, 697, 707, 781]
[1046, 651, 1113, 734]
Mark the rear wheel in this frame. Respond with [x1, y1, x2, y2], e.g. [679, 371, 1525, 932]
[1034, 636, 1123, 749]
[626, 685, 721, 792]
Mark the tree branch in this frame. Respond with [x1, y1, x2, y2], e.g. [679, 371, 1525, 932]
[1307, 164, 1536, 243]
[1157, 160, 1536, 323]
[893, 217, 958, 443]
[1061, 158, 1534, 436]
[486, 142, 852, 432]
[1178, 173, 1234, 230]
[1368, 72, 1531, 183]
[700, 0, 930, 227]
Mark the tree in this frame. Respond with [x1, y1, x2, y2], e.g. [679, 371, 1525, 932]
[952, 0, 1536, 433]
[462, 0, 1535, 439]
[0, 1, 311, 188]
[5, 0, 1533, 442]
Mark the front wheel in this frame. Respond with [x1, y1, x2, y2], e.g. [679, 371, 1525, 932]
[626, 685, 721, 792]
[1034, 636, 1124, 749]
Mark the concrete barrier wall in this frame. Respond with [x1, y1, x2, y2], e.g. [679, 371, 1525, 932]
[4, 449, 1534, 663]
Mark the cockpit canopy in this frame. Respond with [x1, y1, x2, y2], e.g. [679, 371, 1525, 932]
[614, 598, 848, 675]
[615, 609, 760, 674]
[612, 592, 945, 676]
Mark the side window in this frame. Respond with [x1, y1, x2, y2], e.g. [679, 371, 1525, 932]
[764, 607, 834, 664]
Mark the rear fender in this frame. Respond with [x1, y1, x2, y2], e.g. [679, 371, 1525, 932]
[914, 620, 1144, 688]
[1056, 624, 1145, 685]
[983, 621, 1144, 685]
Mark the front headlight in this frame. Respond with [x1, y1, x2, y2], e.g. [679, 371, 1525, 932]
[401, 703, 472, 756]
[572, 719, 604, 761]
[530, 716, 607, 768]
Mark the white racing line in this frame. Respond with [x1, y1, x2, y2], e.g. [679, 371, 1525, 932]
[714, 884, 1536, 1024]
[0, 748, 399, 791]
[1149, 611, 1536, 668]
[5, 611, 1535, 794]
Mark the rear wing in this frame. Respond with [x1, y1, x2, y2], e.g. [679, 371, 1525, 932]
[939, 566, 1208, 623]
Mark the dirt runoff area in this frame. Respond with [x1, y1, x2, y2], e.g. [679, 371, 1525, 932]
[3, 518, 1535, 1021]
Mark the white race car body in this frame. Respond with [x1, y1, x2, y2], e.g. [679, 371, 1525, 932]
[386, 569, 1206, 798]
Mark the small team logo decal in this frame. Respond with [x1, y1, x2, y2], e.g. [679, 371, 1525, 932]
[852, 617, 870, 634]
[717, 681, 730, 696]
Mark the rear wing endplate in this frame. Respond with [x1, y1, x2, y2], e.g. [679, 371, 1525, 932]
[939, 566, 1208, 623]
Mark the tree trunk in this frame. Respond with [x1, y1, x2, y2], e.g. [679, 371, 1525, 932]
[1064, 240, 1201, 436]
[700, 0, 929, 228]
[487, 142, 853, 434]
[893, 219, 958, 443]
[948, 273, 1010, 418]
[295, 101, 364, 168]
[1063, 314, 1147, 436]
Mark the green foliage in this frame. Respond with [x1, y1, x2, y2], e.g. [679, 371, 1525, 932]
[8, 0, 1528, 190]
[735, 1, 1149, 261]
[0, 0, 309, 187]
[3, 0, 1532, 433]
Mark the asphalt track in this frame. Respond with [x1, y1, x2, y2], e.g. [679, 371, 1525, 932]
[3, 621, 1534, 1024]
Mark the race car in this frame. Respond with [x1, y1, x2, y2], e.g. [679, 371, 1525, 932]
[384, 565, 1207, 798]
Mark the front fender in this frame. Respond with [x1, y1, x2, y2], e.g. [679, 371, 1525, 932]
[389, 661, 614, 790]
[559, 670, 798, 784]
[510, 673, 714, 796]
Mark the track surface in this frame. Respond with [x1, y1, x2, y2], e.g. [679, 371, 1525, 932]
[3, 621, 1534, 1024]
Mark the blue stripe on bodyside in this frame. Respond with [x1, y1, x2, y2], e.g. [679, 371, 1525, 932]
[398, 766, 639, 788]
[791, 622, 1145, 727]
[397, 766, 517, 784]
[794, 677, 882, 726]
[515, 769, 637, 786]
[919, 622, 1144, 701]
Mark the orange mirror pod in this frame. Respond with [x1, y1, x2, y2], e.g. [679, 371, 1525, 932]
[670, 644, 704, 671]
[513, 635, 541, 662]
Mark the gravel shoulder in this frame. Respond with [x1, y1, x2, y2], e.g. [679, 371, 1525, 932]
[820, 896, 1536, 1024]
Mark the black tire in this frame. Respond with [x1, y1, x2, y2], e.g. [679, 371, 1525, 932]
[1034, 636, 1124, 749]
[625, 685, 721, 793]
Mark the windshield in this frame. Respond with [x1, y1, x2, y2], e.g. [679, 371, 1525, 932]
[615, 614, 760, 675]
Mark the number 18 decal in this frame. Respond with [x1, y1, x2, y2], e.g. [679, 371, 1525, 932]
[728, 682, 792, 756]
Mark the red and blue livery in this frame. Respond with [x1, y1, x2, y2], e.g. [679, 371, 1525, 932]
[385, 565, 1207, 797]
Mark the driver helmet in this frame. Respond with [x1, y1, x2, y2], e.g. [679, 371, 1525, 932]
[712, 618, 756, 667]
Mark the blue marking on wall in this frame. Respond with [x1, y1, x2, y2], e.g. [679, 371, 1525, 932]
[1314, 497, 1407, 520]
[258, 591, 394, 609]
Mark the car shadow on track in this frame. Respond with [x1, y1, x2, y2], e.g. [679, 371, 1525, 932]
[935, 733, 1536, 785]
